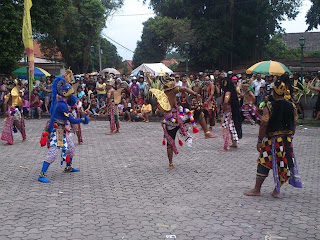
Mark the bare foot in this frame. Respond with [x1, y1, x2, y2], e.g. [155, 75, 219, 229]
[219, 148, 229, 152]
[169, 163, 174, 169]
[244, 189, 261, 196]
[205, 132, 217, 139]
[115, 130, 119, 133]
[272, 189, 280, 198]
[106, 131, 113, 135]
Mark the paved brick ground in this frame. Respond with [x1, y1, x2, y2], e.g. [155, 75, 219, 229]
[0, 119, 319, 240]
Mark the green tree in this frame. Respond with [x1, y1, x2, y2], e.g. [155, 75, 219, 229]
[306, 0, 320, 30]
[143, 0, 301, 70]
[263, 34, 300, 61]
[32, 0, 123, 73]
[133, 16, 194, 67]
[0, 0, 24, 74]
[89, 37, 122, 72]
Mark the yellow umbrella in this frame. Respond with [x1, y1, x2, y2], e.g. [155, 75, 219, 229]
[246, 60, 291, 76]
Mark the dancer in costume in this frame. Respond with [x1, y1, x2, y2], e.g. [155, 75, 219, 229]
[38, 73, 89, 183]
[70, 104, 83, 144]
[106, 78, 120, 135]
[244, 79, 302, 198]
[150, 74, 200, 169]
[202, 77, 218, 129]
[241, 80, 260, 124]
[1, 79, 26, 144]
[220, 78, 242, 151]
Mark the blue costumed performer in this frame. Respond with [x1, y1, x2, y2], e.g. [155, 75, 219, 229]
[38, 72, 89, 183]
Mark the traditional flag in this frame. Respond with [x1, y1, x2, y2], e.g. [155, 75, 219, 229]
[22, 0, 34, 94]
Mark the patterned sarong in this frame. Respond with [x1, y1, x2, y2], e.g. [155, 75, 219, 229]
[1, 108, 26, 144]
[258, 135, 302, 194]
[222, 110, 238, 149]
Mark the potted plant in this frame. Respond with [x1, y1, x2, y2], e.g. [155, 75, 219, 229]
[294, 80, 318, 119]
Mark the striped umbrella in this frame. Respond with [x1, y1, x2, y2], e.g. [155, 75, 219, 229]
[246, 60, 291, 76]
[12, 67, 51, 80]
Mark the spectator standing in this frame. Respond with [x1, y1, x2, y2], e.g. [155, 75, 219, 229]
[130, 77, 139, 100]
[43, 78, 52, 113]
[96, 77, 107, 101]
[251, 73, 265, 104]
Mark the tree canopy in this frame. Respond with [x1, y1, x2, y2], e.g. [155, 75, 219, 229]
[133, 16, 194, 67]
[306, 0, 320, 30]
[0, 0, 123, 74]
[135, 0, 302, 70]
[0, 0, 24, 74]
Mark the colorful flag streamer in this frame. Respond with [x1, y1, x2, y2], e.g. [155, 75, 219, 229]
[22, 0, 34, 94]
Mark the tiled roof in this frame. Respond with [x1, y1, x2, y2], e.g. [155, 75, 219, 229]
[282, 32, 320, 53]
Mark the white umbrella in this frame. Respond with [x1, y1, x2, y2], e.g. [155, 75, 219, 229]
[100, 68, 120, 76]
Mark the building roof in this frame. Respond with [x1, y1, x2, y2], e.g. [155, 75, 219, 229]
[282, 32, 320, 53]
[161, 58, 179, 67]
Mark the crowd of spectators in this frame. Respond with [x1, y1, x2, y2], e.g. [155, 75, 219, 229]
[1, 69, 320, 122]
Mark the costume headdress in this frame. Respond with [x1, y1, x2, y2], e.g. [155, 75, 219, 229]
[49, 76, 75, 132]
[273, 79, 287, 96]
[159, 72, 175, 91]
[64, 67, 74, 84]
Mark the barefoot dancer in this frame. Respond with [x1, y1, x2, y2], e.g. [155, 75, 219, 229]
[106, 79, 120, 135]
[244, 79, 302, 198]
[150, 74, 200, 169]
[220, 78, 242, 151]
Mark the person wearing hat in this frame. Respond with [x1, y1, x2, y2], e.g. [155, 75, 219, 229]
[150, 74, 201, 169]
[244, 78, 302, 198]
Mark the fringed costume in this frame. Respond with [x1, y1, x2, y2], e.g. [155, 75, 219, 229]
[38, 72, 89, 183]
[1, 79, 26, 144]
[150, 74, 199, 168]
[245, 79, 302, 197]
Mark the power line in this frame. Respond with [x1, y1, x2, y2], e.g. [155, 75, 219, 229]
[101, 33, 135, 53]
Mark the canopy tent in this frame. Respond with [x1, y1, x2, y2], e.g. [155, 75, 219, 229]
[132, 63, 173, 77]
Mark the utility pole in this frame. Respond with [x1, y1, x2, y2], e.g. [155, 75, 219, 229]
[99, 48, 102, 72]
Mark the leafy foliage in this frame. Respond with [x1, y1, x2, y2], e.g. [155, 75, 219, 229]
[306, 0, 320, 30]
[133, 16, 195, 67]
[31, 0, 123, 73]
[263, 34, 300, 61]
[140, 0, 302, 69]
[0, 0, 24, 74]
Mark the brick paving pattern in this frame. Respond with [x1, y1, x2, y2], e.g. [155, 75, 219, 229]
[0, 119, 319, 240]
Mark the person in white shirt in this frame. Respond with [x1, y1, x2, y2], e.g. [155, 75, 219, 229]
[251, 73, 265, 98]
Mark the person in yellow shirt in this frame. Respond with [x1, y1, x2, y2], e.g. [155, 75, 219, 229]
[96, 76, 106, 101]
[139, 99, 152, 122]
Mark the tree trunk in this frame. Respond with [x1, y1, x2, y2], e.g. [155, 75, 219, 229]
[82, 27, 95, 73]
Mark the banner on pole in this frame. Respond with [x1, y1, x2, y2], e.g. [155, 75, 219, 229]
[22, 0, 34, 94]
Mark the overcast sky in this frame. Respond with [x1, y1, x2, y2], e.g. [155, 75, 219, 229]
[103, 0, 315, 61]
